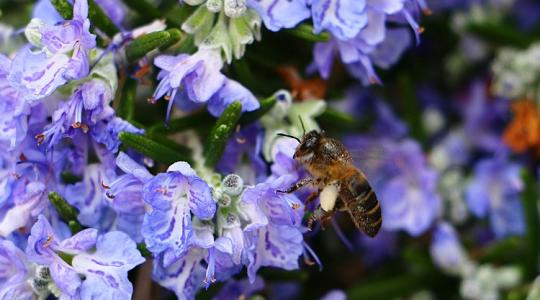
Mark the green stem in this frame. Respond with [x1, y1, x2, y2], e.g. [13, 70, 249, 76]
[466, 21, 533, 49]
[522, 169, 540, 279]
[60, 171, 82, 184]
[137, 243, 152, 257]
[117, 77, 137, 121]
[123, 0, 182, 27]
[148, 109, 214, 134]
[316, 107, 372, 131]
[284, 23, 330, 42]
[399, 74, 426, 148]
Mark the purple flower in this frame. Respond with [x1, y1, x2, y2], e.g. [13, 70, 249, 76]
[92, 117, 144, 153]
[71, 231, 145, 299]
[319, 290, 347, 300]
[465, 155, 525, 239]
[346, 137, 441, 236]
[33, 0, 63, 24]
[207, 79, 260, 117]
[0, 54, 30, 151]
[34, 0, 126, 28]
[0, 239, 33, 299]
[26, 216, 144, 298]
[310, 0, 368, 40]
[93, 0, 126, 28]
[153, 246, 206, 299]
[269, 137, 304, 183]
[152, 50, 259, 120]
[240, 175, 304, 282]
[9, 0, 96, 101]
[217, 123, 267, 184]
[247, 0, 310, 31]
[430, 222, 468, 274]
[26, 215, 98, 297]
[309, 0, 420, 83]
[312, 28, 411, 82]
[378, 140, 441, 236]
[460, 81, 509, 153]
[153, 221, 236, 299]
[151, 49, 226, 121]
[101, 152, 153, 242]
[62, 164, 115, 230]
[142, 162, 216, 266]
[37, 79, 114, 149]
[0, 178, 47, 237]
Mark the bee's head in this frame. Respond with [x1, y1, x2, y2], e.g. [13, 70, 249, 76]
[293, 130, 323, 162]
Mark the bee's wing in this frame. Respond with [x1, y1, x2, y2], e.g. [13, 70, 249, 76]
[347, 143, 403, 188]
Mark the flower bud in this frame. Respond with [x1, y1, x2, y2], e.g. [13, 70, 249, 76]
[224, 0, 246, 18]
[218, 194, 232, 207]
[222, 174, 244, 196]
[206, 0, 223, 13]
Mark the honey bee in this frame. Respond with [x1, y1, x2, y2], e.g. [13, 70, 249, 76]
[278, 128, 382, 238]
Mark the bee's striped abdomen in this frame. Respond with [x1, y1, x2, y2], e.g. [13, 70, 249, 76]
[342, 172, 382, 237]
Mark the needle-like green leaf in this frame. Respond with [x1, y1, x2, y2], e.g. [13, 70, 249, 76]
[203, 101, 243, 167]
[126, 29, 184, 63]
[284, 23, 330, 42]
[48, 192, 83, 233]
[119, 132, 193, 165]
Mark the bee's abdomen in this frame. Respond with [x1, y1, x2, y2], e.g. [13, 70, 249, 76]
[343, 173, 382, 237]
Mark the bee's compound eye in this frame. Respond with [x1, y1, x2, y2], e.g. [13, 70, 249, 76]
[303, 134, 318, 150]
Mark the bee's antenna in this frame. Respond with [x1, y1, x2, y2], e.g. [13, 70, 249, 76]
[298, 115, 306, 134]
[277, 133, 301, 143]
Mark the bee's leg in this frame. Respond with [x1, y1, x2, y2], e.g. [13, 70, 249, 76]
[335, 197, 347, 211]
[305, 189, 322, 204]
[277, 178, 314, 193]
[307, 205, 334, 230]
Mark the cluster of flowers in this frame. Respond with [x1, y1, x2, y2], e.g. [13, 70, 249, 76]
[0, 0, 539, 299]
[0, 0, 423, 298]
